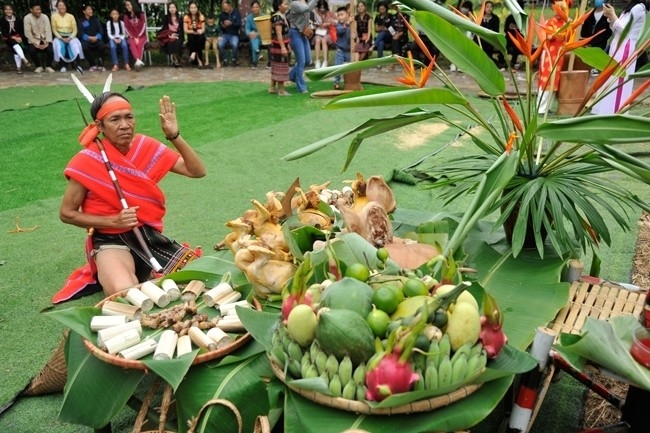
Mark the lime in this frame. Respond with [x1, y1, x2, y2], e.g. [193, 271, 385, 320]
[366, 308, 391, 338]
[385, 284, 405, 303]
[403, 278, 429, 297]
[345, 263, 371, 282]
[372, 286, 400, 315]
[376, 247, 390, 262]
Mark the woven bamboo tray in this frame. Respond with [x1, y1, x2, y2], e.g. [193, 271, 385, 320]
[269, 358, 481, 415]
[83, 288, 256, 370]
[548, 280, 647, 335]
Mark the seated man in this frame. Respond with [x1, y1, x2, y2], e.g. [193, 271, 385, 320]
[56, 92, 206, 302]
[217, 0, 242, 66]
[23, 1, 55, 73]
[78, 4, 106, 71]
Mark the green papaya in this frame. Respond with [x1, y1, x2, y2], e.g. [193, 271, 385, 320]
[320, 277, 374, 318]
[315, 309, 375, 365]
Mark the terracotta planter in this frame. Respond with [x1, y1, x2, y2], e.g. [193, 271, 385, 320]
[557, 70, 590, 116]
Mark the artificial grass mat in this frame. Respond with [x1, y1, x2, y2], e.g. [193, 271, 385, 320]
[0, 80, 641, 432]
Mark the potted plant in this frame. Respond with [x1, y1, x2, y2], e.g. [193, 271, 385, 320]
[284, 0, 650, 260]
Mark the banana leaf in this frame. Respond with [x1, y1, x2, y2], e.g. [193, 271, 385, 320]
[400, 0, 508, 53]
[537, 115, 650, 144]
[323, 88, 469, 110]
[175, 350, 272, 433]
[554, 316, 650, 392]
[46, 306, 99, 341]
[305, 56, 403, 80]
[142, 350, 200, 392]
[413, 11, 506, 96]
[168, 251, 248, 287]
[282, 108, 443, 164]
[59, 332, 144, 428]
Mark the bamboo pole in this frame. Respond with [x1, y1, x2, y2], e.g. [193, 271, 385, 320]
[567, 0, 589, 71]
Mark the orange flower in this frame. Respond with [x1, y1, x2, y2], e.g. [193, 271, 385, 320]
[505, 132, 517, 155]
[395, 52, 435, 88]
[509, 9, 546, 64]
[501, 98, 524, 133]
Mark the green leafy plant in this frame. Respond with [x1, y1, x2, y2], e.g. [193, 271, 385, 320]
[284, 0, 650, 260]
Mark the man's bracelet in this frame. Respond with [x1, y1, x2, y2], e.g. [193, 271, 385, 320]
[166, 130, 180, 141]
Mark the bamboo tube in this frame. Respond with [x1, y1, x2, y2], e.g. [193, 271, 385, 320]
[90, 315, 128, 331]
[141, 281, 171, 308]
[182, 280, 206, 302]
[176, 335, 193, 358]
[203, 282, 234, 307]
[118, 338, 158, 360]
[101, 300, 142, 321]
[206, 327, 234, 349]
[188, 326, 218, 351]
[97, 321, 143, 349]
[161, 278, 181, 301]
[218, 300, 251, 315]
[215, 291, 242, 307]
[215, 316, 246, 333]
[125, 288, 154, 312]
[154, 330, 178, 360]
[104, 328, 141, 355]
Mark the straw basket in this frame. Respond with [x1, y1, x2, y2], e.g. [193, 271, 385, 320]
[269, 358, 481, 415]
[254, 16, 272, 46]
[83, 288, 257, 370]
[21, 329, 69, 396]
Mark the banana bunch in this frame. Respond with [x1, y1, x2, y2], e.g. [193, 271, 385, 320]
[270, 326, 368, 401]
[419, 334, 487, 391]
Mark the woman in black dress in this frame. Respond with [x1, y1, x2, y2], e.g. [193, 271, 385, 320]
[159, 1, 184, 66]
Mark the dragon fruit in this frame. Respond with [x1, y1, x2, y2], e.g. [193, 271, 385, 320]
[479, 292, 507, 358]
[365, 352, 419, 402]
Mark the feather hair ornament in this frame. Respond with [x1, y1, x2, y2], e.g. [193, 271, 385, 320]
[70, 72, 164, 272]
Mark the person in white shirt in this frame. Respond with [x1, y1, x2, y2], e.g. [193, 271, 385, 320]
[106, 8, 131, 71]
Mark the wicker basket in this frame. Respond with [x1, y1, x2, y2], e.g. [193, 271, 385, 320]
[269, 358, 481, 415]
[548, 280, 647, 335]
[84, 288, 257, 370]
[21, 330, 69, 396]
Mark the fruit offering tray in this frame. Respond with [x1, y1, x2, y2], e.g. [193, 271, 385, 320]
[269, 358, 481, 415]
[84, 279, 256, 370]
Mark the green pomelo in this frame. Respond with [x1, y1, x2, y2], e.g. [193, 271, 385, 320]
[315, 309, 375, 365]
[320, 277, 374, 318]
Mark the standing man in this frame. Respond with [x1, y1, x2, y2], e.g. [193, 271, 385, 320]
[78, 4, 106, 71]
[218, 0, 242, 66]
[23, 0, 55, 73]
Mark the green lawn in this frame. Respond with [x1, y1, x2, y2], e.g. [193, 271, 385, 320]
[0, 81, 645, 432]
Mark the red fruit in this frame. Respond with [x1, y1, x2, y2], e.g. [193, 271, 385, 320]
[365, 353, 419, 402]
[479, 292, 507, 358]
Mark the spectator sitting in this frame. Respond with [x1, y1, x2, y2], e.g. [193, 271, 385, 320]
[123, 0, 146, 68]
[204, 14, 220, 68]
[245, 1, 264, 69]
[353, 0, 372, 61]
[78, 4, 106, 72]
[389, 2, 409, 59]
[372, 1, 392, 62]
[23, 1, 55, 73]
[475, 1, 499, 65]
[497, 0, 524, 70]
[50, 0, 84, 72]
[333, 5, 352, 89]
[106, 8, 130, 71]
[2, 3, 30, 74]
[580, 0, 613, 75]
[218, 0, 242, 66]
[449, 0, 473, 72]
[184, 1, 205, 68]
[159, 1, 184, 67]
[313, 0, 335, 69]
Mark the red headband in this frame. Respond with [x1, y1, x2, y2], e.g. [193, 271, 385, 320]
[78, 99, 133, 147]
[95, 99, 132, 120]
